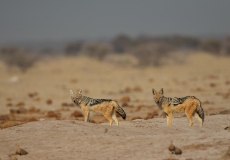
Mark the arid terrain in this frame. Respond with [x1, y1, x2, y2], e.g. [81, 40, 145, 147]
[0, 52, 230, 160]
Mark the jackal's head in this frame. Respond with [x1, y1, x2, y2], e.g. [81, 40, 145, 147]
[152, 88, 164, 104]
[70, 89, 83, 105]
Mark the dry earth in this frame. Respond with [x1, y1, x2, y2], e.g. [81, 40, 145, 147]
[0, 115, 230, 160]
[0, 52, 230, 159]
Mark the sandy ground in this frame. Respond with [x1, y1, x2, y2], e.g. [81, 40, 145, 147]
[0, 115, 229, 160]
[0, 52, 230, 159]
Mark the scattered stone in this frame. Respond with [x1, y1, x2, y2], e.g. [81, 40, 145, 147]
[16, 144, 28, 155]
[224, 126, 230, 130]
[104, 128, 108, 133]
[174, 147, 182, 155]
[168, 140, 175, 152]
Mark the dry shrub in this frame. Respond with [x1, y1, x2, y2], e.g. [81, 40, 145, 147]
[0, 115, 9, 121]
[6, 103, 13, 107]
[133, 86, 142, 92]
[33, 97, 40, 101]
[71, 111, 83, 117]
[46, 111, 61, 118]
[0, 120, 23, 129]
[219, 109, 230, 115]
[207, 74, 219, 79]
[46, 99, 53, 105]
[119, 96, 131, 103]
[27, 117, 38, 122]
[64, 41, 83, 55]
[27, 106, 40, 113]
[135, 105, 143, 111]
[81, 43, 111, 60]
[223, 93, 230, 99]
[28, 92, 38, 98]
[224, 36, 230, 55]
[121, 102, 129, 108]
[200, 39, 222, 54]
[10, 108, 27, 114]
[131, 116, 142, 120]
[191, 87, 203, 92]
[202, 101, 214, 105]
[144, 110, 158, 120]
[61, 102, 74, 107]
[225, 81, 230, 85]
[6, 97, 12, 101]
[111, 34, 134, 53]
[0, 46, 39, 72]
[16, 102, 25, 107]
[132, 43, 171, 67]
[121, 87, 132, 93]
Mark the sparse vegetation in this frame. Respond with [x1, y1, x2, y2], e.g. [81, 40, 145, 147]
[1, 35, 230, 71]
[0, 46, 39, 72]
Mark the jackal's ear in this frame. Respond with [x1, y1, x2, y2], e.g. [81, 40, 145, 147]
[78, 90, 82, 95]
[159, 88, 164, 95]
[70, 89, 74, 97]
[152, 89, 157, 95]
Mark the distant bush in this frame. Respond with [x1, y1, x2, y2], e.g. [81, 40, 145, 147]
[81, 43, 111, 60]
[200, 39, 222, 54]
[132, 44, 171, 67]
[64, 41, 83, 55]
[0, 46, 39, 72]
[223, 36, 230, 55]
[111, 34, 135, 53]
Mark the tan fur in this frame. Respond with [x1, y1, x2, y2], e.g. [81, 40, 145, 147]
[70, 90, 125, 126]
[153, 88, 204, 127]
[79, 101, 119, 126]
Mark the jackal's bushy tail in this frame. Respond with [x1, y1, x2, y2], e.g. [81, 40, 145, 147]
[113, 101, 126, 120]
[196, 99, 204, 122]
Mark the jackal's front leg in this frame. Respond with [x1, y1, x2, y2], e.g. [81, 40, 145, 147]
[166, 112, 172, 126]
[83, 109, 90, 122]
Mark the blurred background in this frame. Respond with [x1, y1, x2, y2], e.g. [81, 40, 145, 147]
[1, 1, 230, 69]
[0, 1, 230, 126]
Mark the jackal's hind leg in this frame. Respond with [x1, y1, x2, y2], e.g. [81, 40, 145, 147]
[185, 109, 194, 126]
[104, 114, 114, 126]
[103, 106, 114, 126]
[112, 111, 119, 126]
[194, 113, 203, 127]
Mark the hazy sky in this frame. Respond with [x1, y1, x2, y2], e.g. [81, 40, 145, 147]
[1, 1, 230, 45]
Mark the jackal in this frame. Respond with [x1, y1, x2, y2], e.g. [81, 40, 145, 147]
[152, 88, 204, 127]
[70, 90, 126, 126]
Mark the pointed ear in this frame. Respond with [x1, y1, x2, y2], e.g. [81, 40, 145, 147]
[152, 89, 157, 95]
[70, 89, 74, 97]
[78, 90, 82, 95]
[159, 88, 164, 95]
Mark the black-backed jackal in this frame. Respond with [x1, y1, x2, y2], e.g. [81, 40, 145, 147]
[70, 90, 126, 126]
[152, 88, 204, 127]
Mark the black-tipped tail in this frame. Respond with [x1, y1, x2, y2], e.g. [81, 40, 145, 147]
[116, 105, 126, 120]
[197, 101, 205, 123]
